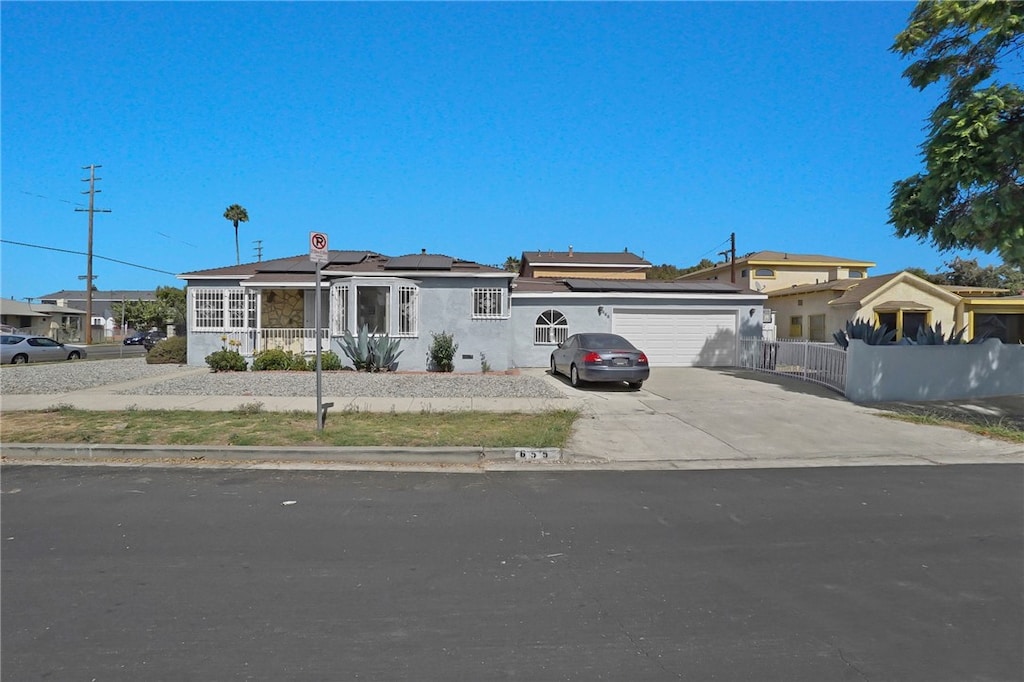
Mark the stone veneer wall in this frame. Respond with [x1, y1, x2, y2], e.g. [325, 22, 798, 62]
[261, 290, 304, 327]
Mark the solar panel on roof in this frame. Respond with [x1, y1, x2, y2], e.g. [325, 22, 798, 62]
[383, 255, 454, 270]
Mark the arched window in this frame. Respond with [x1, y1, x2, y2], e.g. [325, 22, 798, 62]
[534, 309, 568, 345]
[754, 268, 775, 278]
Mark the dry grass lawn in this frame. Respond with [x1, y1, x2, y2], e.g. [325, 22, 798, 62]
[0, 406, 579, 448]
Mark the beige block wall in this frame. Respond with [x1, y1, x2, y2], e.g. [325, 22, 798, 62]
[526, 267, 646, 280]
[768, 292, 835, 339]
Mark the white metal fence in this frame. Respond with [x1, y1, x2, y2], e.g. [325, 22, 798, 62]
[739, 337, 848, 395]
[223, 328, 331, 356]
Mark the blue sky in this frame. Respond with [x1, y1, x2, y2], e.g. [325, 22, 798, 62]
[0, 1, 1003, 303]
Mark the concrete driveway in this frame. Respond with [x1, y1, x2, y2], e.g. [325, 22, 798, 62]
[555, 367, 1023, 468]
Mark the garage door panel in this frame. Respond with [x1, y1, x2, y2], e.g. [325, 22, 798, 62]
[613, 310, 737, 367]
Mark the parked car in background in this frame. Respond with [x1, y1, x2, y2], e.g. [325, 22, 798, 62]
[124, 330, 166, 347]
[550, 333, 650, 389]
[1, 334, 87, 364]
[142, 330, 168, 351]
[124, 332, 145, 345]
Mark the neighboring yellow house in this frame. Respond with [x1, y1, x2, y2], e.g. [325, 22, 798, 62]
[768, 271, 960, 341]
[679, 250, 1024, 343]
[520, 248, 651, 280]
[767, 271, 1024, 343]
[675, 251, 875, 292]
[958, 294, 1024, 343]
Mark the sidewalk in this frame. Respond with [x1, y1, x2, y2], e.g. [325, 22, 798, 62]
[2, 366, 1021, 471]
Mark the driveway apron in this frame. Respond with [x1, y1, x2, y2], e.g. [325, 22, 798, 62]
[561, 367, 1023, 466]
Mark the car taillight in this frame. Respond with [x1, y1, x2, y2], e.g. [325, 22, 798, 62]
[637, 353, 649, 365]
[582, 351, 603, 364]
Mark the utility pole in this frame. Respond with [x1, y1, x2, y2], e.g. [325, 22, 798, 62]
[75, 164, 111, 345]
[719, 232, 737, 283]
[253, 240, 263, 262]
[729, 232, 736, 283]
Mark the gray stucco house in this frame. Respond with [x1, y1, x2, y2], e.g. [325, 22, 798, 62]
[178, 250, 765, 371]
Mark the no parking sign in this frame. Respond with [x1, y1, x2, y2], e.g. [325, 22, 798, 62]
[309, 232, 328, 263]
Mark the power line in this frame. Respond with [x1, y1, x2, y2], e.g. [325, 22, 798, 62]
[1, 238, 177, 275]
[20, 189, 88, 207]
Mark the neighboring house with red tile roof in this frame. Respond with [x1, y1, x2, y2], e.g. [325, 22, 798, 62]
[520, 248, 651, 280]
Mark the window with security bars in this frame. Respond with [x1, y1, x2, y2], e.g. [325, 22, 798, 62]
[190, 288, 256, 331]
[472, 287, 507, 319]
[228, 290, 256, 329]
[534, 309, 568, 344]
[330, 281, 419, 336]
[330, 284, 349, 335]
[397, 286, 417, 336]
[193, 289, 221, 329]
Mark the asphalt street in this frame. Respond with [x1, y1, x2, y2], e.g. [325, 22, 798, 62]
[2, 465, 1021, 681]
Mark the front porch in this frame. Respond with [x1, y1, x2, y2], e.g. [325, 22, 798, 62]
[223, 328, 331, 357]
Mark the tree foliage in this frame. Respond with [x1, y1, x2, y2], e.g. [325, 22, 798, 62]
[647, 258, 716, 280]
[112, 286, 187, 331]
[889, 1, 1024, 267]
[921, 256, 1024, 292]
[503, 255, 521, 272]
[223, 204, 250, 265]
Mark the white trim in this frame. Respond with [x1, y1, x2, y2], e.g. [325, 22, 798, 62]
[240, 280, 317, 288]
[511, 291, 767, 301]
[528, 263, 650, 269]
[322, 269, 512, 279]
[177, 274, 254, 281]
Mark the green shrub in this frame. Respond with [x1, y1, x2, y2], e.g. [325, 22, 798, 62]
[318, 350, 343, 371]
[205, 337, 247, 371]
[429, 330, 458, 372]
[146, 335, 187, 364]
[252, 348, 310, 371]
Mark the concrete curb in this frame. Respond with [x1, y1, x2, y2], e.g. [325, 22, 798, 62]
[0, 443, 567, 467]
[1, 443, 483, 465]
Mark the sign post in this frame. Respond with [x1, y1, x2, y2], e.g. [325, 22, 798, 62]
[309, 232, 329, 431]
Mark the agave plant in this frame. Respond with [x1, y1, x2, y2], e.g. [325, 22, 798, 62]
[340, 325, 372, 370]
[833, 317, 896, 349]
[339, 325, 403, 372]
[370, 332, 404, 371]
[905, 321, 991, 345]
[905, 321, 967, 345]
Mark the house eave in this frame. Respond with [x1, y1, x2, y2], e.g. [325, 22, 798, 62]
[512, 291, 767, 301]
[322, 269, 511, 279]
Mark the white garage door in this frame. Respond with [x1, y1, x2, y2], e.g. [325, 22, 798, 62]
[612, 309, 738, 367]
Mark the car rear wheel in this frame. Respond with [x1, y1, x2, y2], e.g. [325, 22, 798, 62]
[67, 351, 81, 360]
[570, 364, 581, 387]
[628, 380, 643, 390]
[11, 354, 28, 364]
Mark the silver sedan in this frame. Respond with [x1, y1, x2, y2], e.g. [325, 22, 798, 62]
[1, 334, 88, 364]
[550, 333, 650, 389]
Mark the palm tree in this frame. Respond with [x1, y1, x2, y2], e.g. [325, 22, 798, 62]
[223, 204, 249, 265]
[503, 255, 521, 273]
